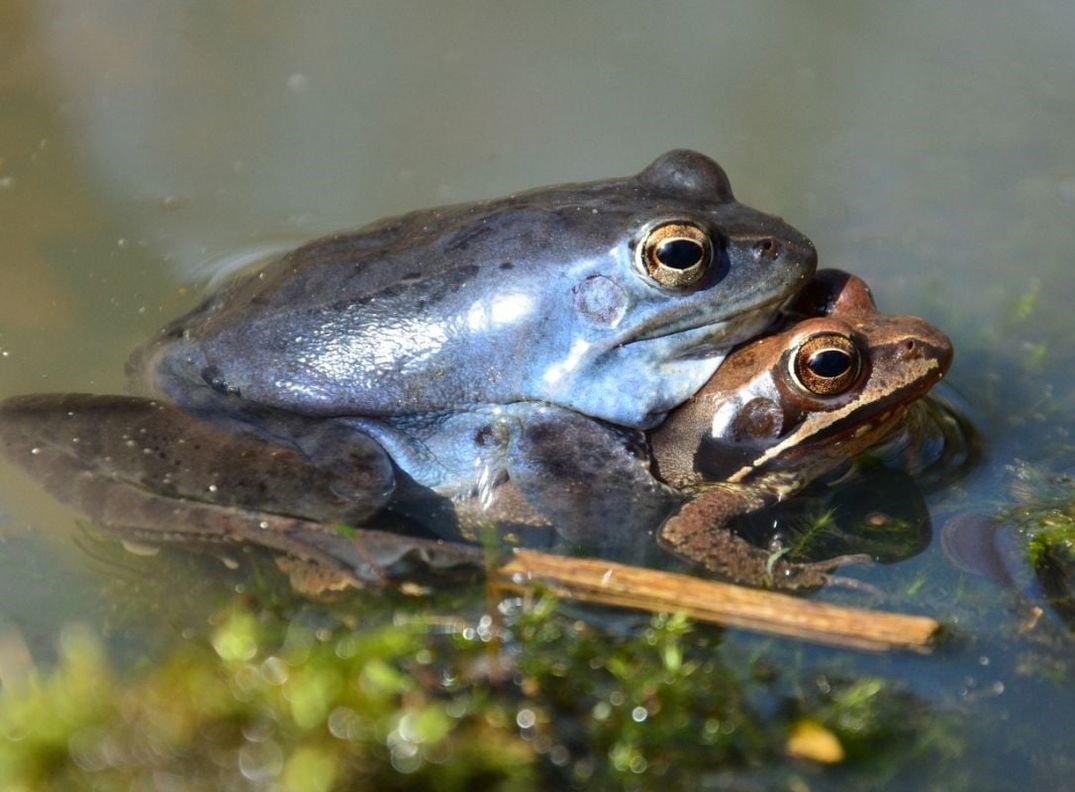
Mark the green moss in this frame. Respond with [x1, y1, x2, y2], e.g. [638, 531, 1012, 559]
[0, 590, 965, 791]
[0, 606, 534, 792]
[1025, 510, 1075, 568]
[792, 676, 965, 790]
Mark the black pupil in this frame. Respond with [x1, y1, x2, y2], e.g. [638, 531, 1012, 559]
[656, 238, 704, 270]
[808, 349, 852, 378]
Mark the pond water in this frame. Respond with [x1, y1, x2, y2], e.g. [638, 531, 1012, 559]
[1, 1, 1074, 789]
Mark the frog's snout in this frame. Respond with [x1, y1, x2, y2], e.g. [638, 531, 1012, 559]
[895, 318, 954, 378]
[783, 231, 818, 271]
[738, 226, 817, 275]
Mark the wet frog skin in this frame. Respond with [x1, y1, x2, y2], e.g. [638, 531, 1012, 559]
[0, 394, 485, 585]
[134, 149, 817, 432]
[648, 273, 953, 586]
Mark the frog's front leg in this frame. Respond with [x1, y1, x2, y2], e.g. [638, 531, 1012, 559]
[657, 487, 868, 589]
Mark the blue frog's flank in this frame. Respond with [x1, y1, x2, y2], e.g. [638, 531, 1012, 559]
[134, 150, 816, 430]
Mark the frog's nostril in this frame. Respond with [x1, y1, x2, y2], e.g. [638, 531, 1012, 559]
[896, 337, 934, 363]
[754, 238, 779, 261]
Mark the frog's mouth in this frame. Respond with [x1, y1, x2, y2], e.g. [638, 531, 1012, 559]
[801, 397, 916, 448]
[621, 293, 784, 357]
[769, 359, 950, 460]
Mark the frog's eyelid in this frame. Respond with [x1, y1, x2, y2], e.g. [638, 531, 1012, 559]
[637, 150, 734, 201]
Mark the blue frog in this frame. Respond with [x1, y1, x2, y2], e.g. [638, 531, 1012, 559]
[135, 150, 815, 429]
[0, 151, 824, 584]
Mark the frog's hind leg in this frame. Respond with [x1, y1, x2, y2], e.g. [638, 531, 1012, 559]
[0, 393, 396, 552]
[81, 487, 482, 589]
[0, 393, 485, 587]
[504, 406, 679, 551]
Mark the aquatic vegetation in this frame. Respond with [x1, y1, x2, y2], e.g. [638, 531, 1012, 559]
[0, 588, 963, 791]
[0, 609, 534, 792]
[1025, 507, 1075, 569]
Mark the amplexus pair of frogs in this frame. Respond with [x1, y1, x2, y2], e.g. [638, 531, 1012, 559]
[0, 151, 952, 590]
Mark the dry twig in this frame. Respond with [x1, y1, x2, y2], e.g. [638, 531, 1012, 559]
[495, 549, 940, 653]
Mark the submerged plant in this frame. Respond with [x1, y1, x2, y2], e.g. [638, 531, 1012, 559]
[0, 579, 966, 792]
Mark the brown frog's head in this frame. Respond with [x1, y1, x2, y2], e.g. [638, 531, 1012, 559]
[650, 270, 953, 490]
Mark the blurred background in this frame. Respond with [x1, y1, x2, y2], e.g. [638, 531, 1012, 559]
[0, 2, 1073, 784]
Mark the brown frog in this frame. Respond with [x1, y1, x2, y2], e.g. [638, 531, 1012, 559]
[647, 272, 953, 586]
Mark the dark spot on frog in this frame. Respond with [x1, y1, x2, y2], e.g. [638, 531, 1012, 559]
[474, 422, 511, 450]
[574, 274, 629, 328]
[407, 264, 480, 307]
[474, 424, 496, 447]
[521, 422, 556, 450]
[520, 421, 638, 481]
[499, 261, 514, 270]
[624, 437, 647, 460]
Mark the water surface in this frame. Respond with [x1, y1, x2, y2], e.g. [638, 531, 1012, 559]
[1, 2, 1074, 789]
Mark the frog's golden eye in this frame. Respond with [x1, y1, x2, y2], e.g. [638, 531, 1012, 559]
[792, 333, 860, 396]
[637, 222, 712, 288]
